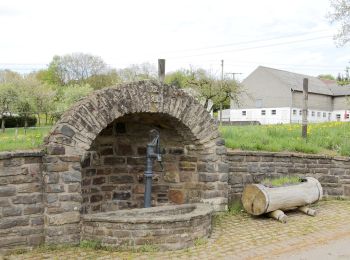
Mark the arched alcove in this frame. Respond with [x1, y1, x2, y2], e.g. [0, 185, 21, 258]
[43, 80, 228, 244]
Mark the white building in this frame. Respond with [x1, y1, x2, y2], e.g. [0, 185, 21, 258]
[225, 66, 350, 124]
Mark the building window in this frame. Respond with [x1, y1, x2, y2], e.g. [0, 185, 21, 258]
[293, 109, 297, 115]
[346, 113, 349, 119]
[336, 114, 341, 120]
[323, 112, 326, 118]
[317, 112, 321, 117]
[311, 111, 315, 117]
[255, 99, 263, 108]
[242, 111, 246, 116]
[261, 110, 266, 116]
[299, 110, 302, 116]
[271, 110, 276, 115]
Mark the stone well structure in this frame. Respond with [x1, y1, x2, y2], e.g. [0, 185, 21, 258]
[44, 80, 228, 245]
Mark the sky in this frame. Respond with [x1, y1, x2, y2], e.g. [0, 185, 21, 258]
[0, 0, 349, 80]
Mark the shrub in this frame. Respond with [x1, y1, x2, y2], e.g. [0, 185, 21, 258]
[1, 115, 37, 128]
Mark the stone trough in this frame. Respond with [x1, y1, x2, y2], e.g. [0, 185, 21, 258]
[81, 203, 214, 250]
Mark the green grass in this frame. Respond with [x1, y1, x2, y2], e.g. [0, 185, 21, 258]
[0, 127, 51, 152]
[219, 122, 350, 156]
[261, 176, 301, 187]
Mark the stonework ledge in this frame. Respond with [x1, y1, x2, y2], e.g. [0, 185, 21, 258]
[0, 150, 44, 160]
[226, 149, 350, 161]
[82, 203, 213, 223]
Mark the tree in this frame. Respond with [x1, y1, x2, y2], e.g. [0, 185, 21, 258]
[328, 0, 350, 45]
[186, 68, 218, 111]
[85, 69, 121, 89]
[118, 63, 157, 82]
[40, 53, 109, 86]
[0, 84, 17, 132]
[31, 84, 56, 125]
[213, 77, 242, 111]
[318, 74, 336, 81]
[53, 84, 93, 121]
[15, 84, 35, 131]
[165, 69, 192, 88]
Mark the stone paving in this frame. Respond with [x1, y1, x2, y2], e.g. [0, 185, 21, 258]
[5, 199, 350, 260]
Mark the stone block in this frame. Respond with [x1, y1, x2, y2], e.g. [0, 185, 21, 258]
[109, 175, 134, 184]
[319, 175, 339, 183]
[113, 191, 131, 200]
[218, 162, 229, 173]
[23, 205, 43, 215]
[216, 147, 226, 155]
[48, 211, 80, 225]
[168, 147, 184, 155]
[116, 144, 133, 156]
[0, 216, 29, 229]
[168, 190, 185, 204]
[17, 183, 41, 193]
[60, 125, 75, 137]
[0, 236, 26, 247]
[45, 184, 64, 193]
[179, 171, 193, 182]
[93, 177, 106, 185]
[198, 172, 219, 182]
[59, 194, 82, 202]
[47, 145, 65, 155]
[0, 198, 10, 207]
[3, 158, 22, 167]
[68, 183, 81, 193]
[330, 168, 346, 175]
[0, 186, 16, 197]
[24, 157, 42, 164]
[126, 157, 145, 165]
[45, 194, 58, 203]
[164, 171, 180, 183]
[344, 185, 350, 196]
[2, 207, 22, 217]
[12, 194, 42, 204]
[90, 194, 103, 202]
[62, 171, 82, 183]
[31, 216, 44, 226]
[45, 162, 69, 172]
[104, 156, 126, 165]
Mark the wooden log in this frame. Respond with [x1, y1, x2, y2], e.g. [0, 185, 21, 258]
[298, 206, 317, 216]
[268, 210, 288, 223]
[241, 177, 322, 216]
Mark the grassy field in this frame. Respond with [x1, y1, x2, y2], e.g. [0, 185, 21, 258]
[220, 121, 350, 156]
[1, 122, 350, 156]
[0, 127, 51, 152]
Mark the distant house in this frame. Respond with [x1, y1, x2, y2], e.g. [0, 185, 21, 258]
[225, 66, 350, 124]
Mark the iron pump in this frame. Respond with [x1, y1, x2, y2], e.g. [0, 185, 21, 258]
[144, 129, 163, 208]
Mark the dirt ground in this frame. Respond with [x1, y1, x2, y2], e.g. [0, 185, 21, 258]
[4, 199, 350, 260]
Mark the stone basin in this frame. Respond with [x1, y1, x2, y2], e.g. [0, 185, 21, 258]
[82, 203, 213, 250]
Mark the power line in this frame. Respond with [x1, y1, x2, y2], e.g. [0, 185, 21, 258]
[163, 29, 333, 54]
[166, 35, 332, 59]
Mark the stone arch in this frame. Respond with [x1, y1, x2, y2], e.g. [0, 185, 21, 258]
[47, 80, 220, 154]
[43, 80, 228, 244]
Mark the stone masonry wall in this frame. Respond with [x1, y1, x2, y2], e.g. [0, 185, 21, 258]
[0, 151, 44, 251]
[226, 150, 350, 203]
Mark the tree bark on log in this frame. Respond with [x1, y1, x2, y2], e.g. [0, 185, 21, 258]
[241, 177, 322, 216]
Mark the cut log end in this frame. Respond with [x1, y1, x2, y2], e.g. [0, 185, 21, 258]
[241, 184, 268, 215]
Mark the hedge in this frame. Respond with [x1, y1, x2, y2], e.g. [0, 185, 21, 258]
[0, 115, 37, 128]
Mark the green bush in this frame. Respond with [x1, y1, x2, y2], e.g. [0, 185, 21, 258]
[1, 115, 37, 128]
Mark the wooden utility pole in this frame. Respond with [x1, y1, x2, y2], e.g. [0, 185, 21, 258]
[302, 78, 308, 138]
[158, 59, 165, 83]
[220, 59, 224, 126]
